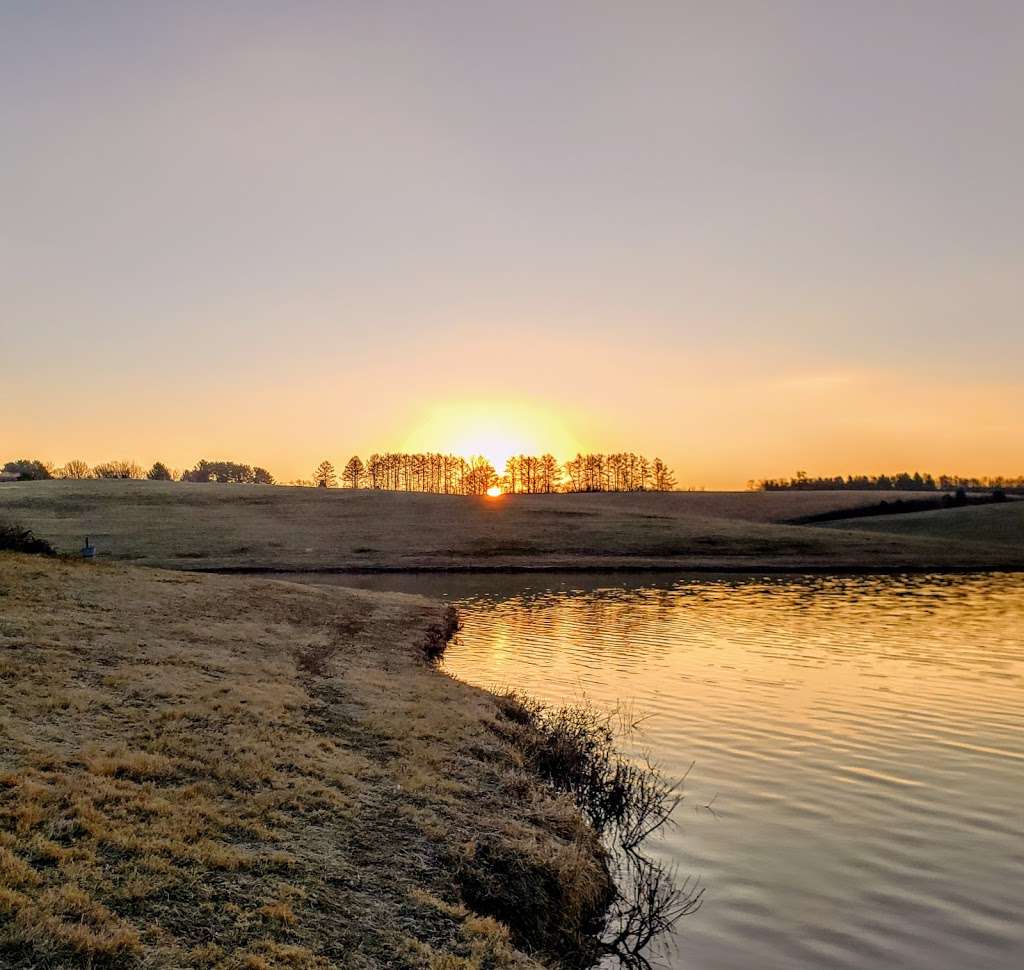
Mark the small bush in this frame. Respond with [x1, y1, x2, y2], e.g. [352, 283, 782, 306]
[494, 693, 677, 845]
[0, 524, 56, 557]
[492, 692, 703, 969]
[420, 607, 461, 661]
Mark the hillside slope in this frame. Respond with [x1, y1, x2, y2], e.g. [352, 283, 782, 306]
[1, 481, 1021, 571]
[821, 499, 1024, 546]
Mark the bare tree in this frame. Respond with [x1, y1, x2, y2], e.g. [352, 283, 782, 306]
[332, 450, 676, 494]
[540, 453, 560, 493]
[93, 460, 143, 480]
[651, 458, 676, 492]
[462, 456, 498, 495]
[59, 459, 92, 480]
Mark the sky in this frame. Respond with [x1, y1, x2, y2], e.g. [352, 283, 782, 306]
[2, 1, 1022, 487]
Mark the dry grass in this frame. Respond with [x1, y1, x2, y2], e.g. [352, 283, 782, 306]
[0, 554, 613, 968]
[2, 481, 1020, 571]
[819, 498, 1024, 546]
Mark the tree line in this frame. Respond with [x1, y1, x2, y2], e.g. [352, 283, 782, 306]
[561, 453, 675, 493]
[756, 470, 1024, 494]
[1, 458, 273, 484]
[310, 453, 502, 494]
[9, 455, 1022, 496]
[309, 452, 678, 493]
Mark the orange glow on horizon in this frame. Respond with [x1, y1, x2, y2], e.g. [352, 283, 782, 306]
[402, 400, 581, 472]
[486, 486, 502, 498]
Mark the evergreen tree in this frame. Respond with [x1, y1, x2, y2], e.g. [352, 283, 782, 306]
[343, 455, 365, 489]
[314, 460, 338, 488]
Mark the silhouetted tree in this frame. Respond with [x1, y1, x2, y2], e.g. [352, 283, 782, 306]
[93, 460, 143, 480]
[181, 459, 273, 484]
[59, 459, 92, 480]
[651, 458, 676, 492]
[332, 450, 689, 494]
[314, 460, 337, 488]
[146, 461, 173, 481]
[755, 471, 987, 492]
[560, 453, 673, 492]
[462, 456, 498, 495]
[3, 459, 52, 481]
[540, 454, 560, 493]
[343, 455, 365, 489]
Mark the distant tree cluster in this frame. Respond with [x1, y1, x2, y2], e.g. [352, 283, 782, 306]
[561, 453, 675, 493]
[503, 454, 561, 493]
[328, 453, 499, 495]
[1, 458, 180, 482]
[311, 452, 678, 494]
[181, 459, 274, 484]
[2, 459, 53, 481]
[757, 471, 1024, 494]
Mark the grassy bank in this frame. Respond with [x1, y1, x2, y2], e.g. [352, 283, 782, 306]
[0, 554, 620, 969]
[2, 481, 1022, 571]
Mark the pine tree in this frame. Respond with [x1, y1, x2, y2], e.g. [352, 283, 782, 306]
[342, 455, 365, 489]
[314, 460, 337, 488]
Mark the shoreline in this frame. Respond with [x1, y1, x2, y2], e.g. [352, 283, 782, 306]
[188, 561, 1024, 576]
[0, 554, 618, 968]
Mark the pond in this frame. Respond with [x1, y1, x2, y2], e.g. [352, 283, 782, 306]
[300, 571, 1024, 970]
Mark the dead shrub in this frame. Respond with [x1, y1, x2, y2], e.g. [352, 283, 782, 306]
[0, 523, 55, 557]
[492, 691, 703, 969]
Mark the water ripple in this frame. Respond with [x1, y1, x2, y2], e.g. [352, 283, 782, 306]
[436, 572, 1024, 970]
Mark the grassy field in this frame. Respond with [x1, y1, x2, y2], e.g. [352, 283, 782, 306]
[819, 498, 1024, 545]
[2, 489, 1018, 964]
[0, 553, 617, 969]
[1, 480, 1022, 571]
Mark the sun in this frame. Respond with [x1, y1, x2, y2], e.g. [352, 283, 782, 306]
[486, 486, 502, 498]
[402, 400, 579, 471]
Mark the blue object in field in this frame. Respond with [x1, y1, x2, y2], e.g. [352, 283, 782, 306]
[81, 536, 96, 559]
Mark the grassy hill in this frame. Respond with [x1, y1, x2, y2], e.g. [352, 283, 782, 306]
[0, 554, 612, 969]
[821, 498, 1024, 546]
[1, 480, 1021, 572]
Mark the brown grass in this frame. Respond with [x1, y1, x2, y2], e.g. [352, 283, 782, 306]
[0, 553, 613, 968]
[818, 498, 1024, 546]
[2, 480, 1021, 571]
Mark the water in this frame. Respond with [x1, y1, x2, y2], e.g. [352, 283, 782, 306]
[301, 572, 1024, 970]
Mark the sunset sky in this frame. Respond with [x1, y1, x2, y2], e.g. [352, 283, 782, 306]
[3, 2, 1022, 487]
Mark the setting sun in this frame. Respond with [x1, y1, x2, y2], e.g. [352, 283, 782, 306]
[403, 400, 580, 471]
[486, 486, 502, 498]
